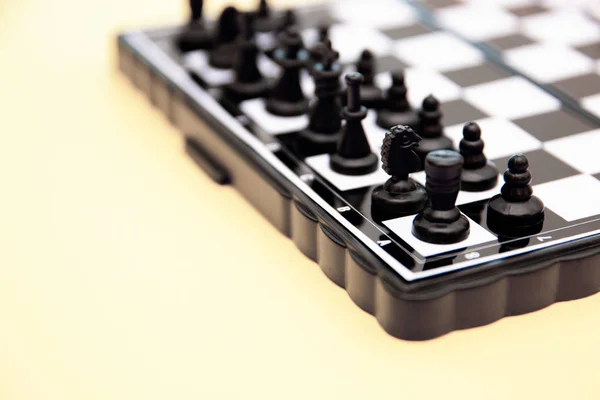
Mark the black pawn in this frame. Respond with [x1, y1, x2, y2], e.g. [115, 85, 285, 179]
[224, 14, 269, 101]
[355, 50, 384, 109]
[208, 6, 240, 69]
[412, 150, 470, 244]
[486, 154, 545, 237]
[177, 0, 213, 52]
[298, 41, 342, 152]
[414, 95, 454, 166]
[376, 70, 419, 131]
[371, 125, 428, 220]
[309, 25, 330, 61]
[330, 73, 379, 175]
[266, 28, 310, 116]
[277, 9, 297, 34]
[459, 122, 499, 192]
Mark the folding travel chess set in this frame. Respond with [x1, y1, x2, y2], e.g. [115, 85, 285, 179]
[117, 0, 600, 340]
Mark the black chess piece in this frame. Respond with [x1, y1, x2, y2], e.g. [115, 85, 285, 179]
[224, 13, 269, 101]
[486, 154, 545, 237]
[208, 6, 240, 69]
[459, 122, 499, 192]
[254, 0, 279, 32]
[371, 125, 428, 220]
[330, 72, 379, 175]
[376, 70, 419, 131]
[355, 50, 384, 109]
[415, 95, 454, 167]
[277, 9, 297, 34]
[177, 0, 213, 52]
[412, 150, 470, 244]
[266, 28, 310, 116]
[309, 25, 330, 61]
[298, 41, 342, 152]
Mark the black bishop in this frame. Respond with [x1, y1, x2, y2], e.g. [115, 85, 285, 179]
[330, 72, 379, 175]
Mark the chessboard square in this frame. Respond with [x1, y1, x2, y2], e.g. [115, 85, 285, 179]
[576, 42, 600, 60]
[305, 153, 388, 192]
[296, 8, 340, 29]
[240, 99, 309, 136]
[513, 109, 597, 141]
[437, 4, 519, 41]
[362, 111, 387, 151]
[544, 129, 600, 174]
[533, 174, 600, 222]
[328, 0, 417, 29]
[462, 0, 535, 6]
[486, 34, 536, 51]
[374, 55, 408, 74]
[505, 43, 595, 83]
[445, 117, 542, 160]
[393, 32, 485, 72]
[328, 24, 393, 64]
[375, 68, 463, 107]
[383, 214, 497, 257]
[182, 51, 233, 86]
[408, 170, 504, 206]
[507, 4, 550, 17]
[444, 63, 511, 87]
[439, 100, 489, 126]
[257, 54, 279, 78]
[381, 24, 434, 41]
[521, 10, 600, 46]
[491, 149, 580, 186]
[581, 93, 600, 118]
[421, 0, 463, 9]
[463, 76, 561, 119]
[553, 73, 600, 100]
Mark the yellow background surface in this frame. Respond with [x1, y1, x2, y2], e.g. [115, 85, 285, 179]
[1, 0, 600, 398]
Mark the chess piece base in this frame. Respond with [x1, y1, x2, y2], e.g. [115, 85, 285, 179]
[486, 195, 545, 236]
[412, 208, 470, 244]
[266, 97, 309, 117]
[375, 108, 419, 131]
[371, 180, 428, 220]
[461, 163, 499, 192]
[330, 152, 378, 176]
[224, 79, 270, 102]
[297, 128, 339, 153]
[177, 23, 213, 52]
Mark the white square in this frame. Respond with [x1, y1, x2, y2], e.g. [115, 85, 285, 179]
[582, 92, 600, 118]
[504, 44, 595, 83]
[383, 214, 497, 257]
[409, 169, 505, 206]
[375, 68, 463, 107]
[462, 0, 534, 6]
[533, 174, 600, 221]
[445, 117, 543, 160]
[239, 99, 308, 135]
[362, 111, 388, 151]
[182, 51, 233, 86]
[329, 0, 417, 29]
[257, 54, 279, 78]
[522, 10, 600, 47]
[437, 4, 519, 41]
[305, 153, 388, 192]
[463, 76, 561, 119]
[393, 32, 485, 72]
[544, 129, 600, 174]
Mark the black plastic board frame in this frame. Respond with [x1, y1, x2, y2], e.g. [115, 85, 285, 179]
[117, 25, 600, 340]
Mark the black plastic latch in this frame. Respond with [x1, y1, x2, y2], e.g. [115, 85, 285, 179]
[184, 136, 231, 185]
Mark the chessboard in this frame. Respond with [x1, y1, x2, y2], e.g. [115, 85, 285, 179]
[415, 0, 600, 121]
[117, 0, 600, 340]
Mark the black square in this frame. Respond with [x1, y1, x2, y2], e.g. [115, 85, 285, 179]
[381, 24, 433, 41]
[491, 150, 579, 186]
[444, 63, 511, 88]
[506, 5, 549, 17]
[553, 74, 600, 100]
[513, 108, 598, 142]
[594, 172, 600, 182]
[575, 42, 600, 60]
[440, 100, 488, 126]
[297, 9, 340, 29]
[422, 0, 462, 9]
[486, 34, 536, 51]
[375, 55, 407, 73]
